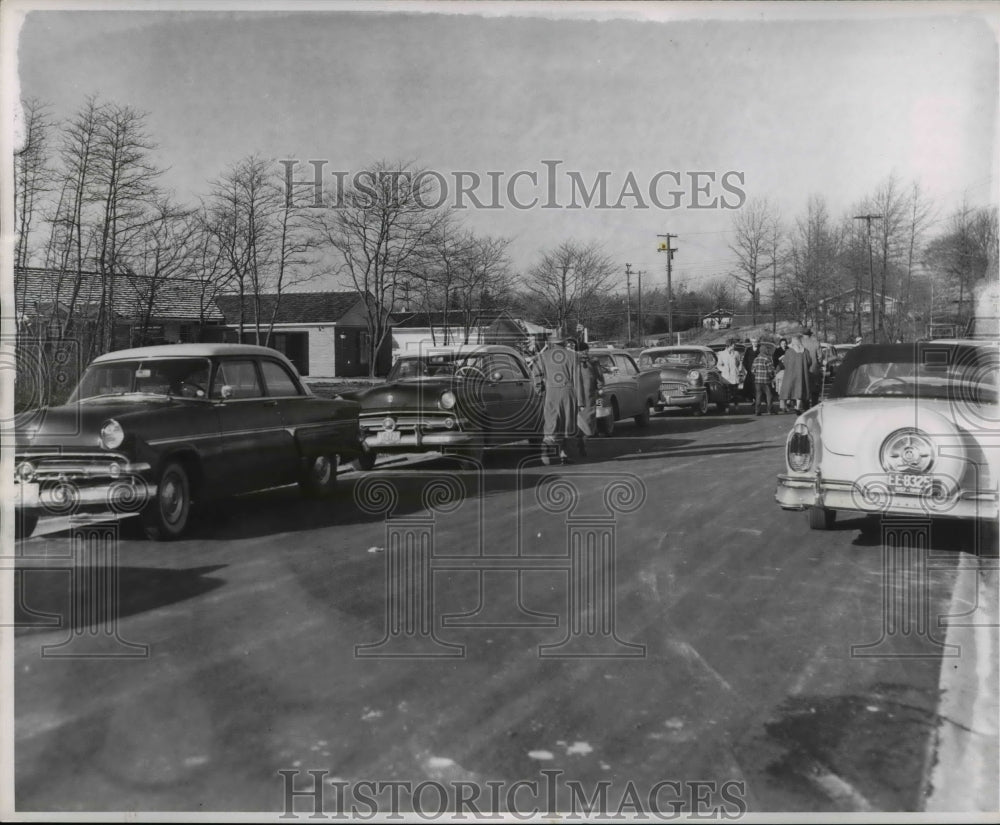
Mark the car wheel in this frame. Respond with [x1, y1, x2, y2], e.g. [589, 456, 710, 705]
[807, 507, 836, 530]
[15, 512, 38, 540]
[300, 454, 339, 499]
[141, 460, 192, 541]
[353, 451, 377, 472]
[634, 406, 651, 427]
[691, 393, 709, 416]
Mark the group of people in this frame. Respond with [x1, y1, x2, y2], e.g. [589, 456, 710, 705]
[529, 337, 604, 465]
[715, 328, 822, 415]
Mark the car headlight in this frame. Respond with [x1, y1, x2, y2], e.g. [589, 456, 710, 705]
[687, 370, 703, 385]
[440, 391, 457, 410]
[880, 428, 934, 474]
[787, 422, 814, 472]
[15, 461, 36, 482]
[100, 419, 125, 450]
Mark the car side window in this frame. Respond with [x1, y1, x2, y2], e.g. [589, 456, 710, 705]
[616, 355, 638, 376]
[212, 359, 262, 399]
[260, 359, 303, 397]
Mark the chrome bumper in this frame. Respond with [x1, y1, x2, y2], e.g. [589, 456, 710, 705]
[15, 478, 157, 513]
[362, 430, 476, 451]
[655, 387, 705, 408]
[775, 474, 999, 520]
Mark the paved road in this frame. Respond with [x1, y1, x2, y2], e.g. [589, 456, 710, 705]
[11, 407, 997, 815]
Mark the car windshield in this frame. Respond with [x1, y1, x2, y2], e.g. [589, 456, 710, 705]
[641, 350, 702, 368]
[833, 344, 998, 403]
[70, 358, 212, 401]
[386, 356, 458, 381]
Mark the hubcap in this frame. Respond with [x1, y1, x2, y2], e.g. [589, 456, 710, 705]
[313, 456, 333, 484]
[161, 474, 185, 524]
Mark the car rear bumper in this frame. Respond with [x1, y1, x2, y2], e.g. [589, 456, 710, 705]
[775, 473, 999, 521]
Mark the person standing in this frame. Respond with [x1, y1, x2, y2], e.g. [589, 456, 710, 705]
[717, 338, 743, 413]
[574, 341, 603, 457]
[751, 347, 777, 415]
[772, 337, 789, 412]
[536, 337, 580, 465]
[801, 328, 822, 408]
[742, 337, 763, 403]
[779, 334, 813, 414]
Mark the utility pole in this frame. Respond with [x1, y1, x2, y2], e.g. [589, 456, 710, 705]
[624, 262, 633, 343]
[657, 233, 677, 335]
[636, 270, 645, 344]
[853, 214, 882, 342]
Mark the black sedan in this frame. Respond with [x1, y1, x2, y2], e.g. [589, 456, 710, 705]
[350, 345, 542, 468]
[13, 344, 362, 540]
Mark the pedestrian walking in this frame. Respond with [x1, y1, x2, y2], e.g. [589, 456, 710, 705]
[751, 347, 777, 415]
[772, 337, 789, 411]
[779, 333, 813, 414]
[535, 337, 581, 465]
[574, 341, 603, 457]
[716, 338, 743, 412]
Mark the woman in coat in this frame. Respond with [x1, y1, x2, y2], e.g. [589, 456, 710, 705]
[778, 334, 813, 413]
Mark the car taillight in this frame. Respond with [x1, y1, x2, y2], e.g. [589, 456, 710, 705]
[880, 428, 934, 474]
[787, 423, 814, 472]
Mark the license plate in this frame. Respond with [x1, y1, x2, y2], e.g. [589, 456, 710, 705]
[376, 429, 401, 445]
[886, 473, 932, 495]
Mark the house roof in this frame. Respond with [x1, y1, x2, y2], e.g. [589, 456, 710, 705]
[213, 291, 363, 324]
[392, 310, 507, 329]
[14, 267, 225, 322]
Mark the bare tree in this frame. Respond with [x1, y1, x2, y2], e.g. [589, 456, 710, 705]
[729, 197, 777, 325]
[784, 196, 843, 329]
[13, 98, 52, 270]
[311, 160, 447, 376]
[522, 240, 615, 338]
[924, 202, 998, 325]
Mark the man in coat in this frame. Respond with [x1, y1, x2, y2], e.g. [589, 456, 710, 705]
[741, 337, 763, 402]
[716, 338, 743, 413]
[535, 337, 581, 465]
[801, 328, 822, 407]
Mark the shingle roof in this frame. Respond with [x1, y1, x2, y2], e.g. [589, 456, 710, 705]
[14, 267, 224, 322]
[213, 291, 363, 324]
[392, 310, 506, 329]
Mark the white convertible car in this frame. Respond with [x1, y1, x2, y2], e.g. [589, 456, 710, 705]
[776, 340, 999, 531]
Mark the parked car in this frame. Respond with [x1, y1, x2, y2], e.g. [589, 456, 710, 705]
[12, 344, 362, 540]
[639, 345, 730, 415]
[587, 349, 660, 435]
[775, 341, 999, 531]
[350, 345, 542, 467]
[819, 342, 846, 378]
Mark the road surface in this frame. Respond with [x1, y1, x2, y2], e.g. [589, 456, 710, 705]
[11, 408, 998, 815]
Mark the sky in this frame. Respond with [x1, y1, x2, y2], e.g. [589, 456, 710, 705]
[5, 1, 999, 296]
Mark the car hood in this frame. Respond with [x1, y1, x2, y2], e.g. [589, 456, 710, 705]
[358, 379, 456, 410]
[657, 366, 699, 380]
[15, 397, 177, 449]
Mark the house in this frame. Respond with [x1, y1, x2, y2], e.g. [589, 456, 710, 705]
[212, 291, 392, 377]
[390, 310, 556, 358]
[702, 308, 734, 330]
[819, 289, 901, 316]
[13, 266, 226, 347]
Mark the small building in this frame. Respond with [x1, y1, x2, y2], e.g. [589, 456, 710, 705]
[702, 308, 734, 330]
[390, 310, 552, 358]
[213, 291, 392, 377]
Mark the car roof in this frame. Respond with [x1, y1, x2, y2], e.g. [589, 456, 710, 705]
[91, 343, 297, 363]
[640, 345, 714, 354]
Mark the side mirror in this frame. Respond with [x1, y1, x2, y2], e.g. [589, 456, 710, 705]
[220, 384, 234, 400]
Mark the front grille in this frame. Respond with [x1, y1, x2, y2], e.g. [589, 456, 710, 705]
[359, 414, 458, 431]
[14, 450, 137, 482]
